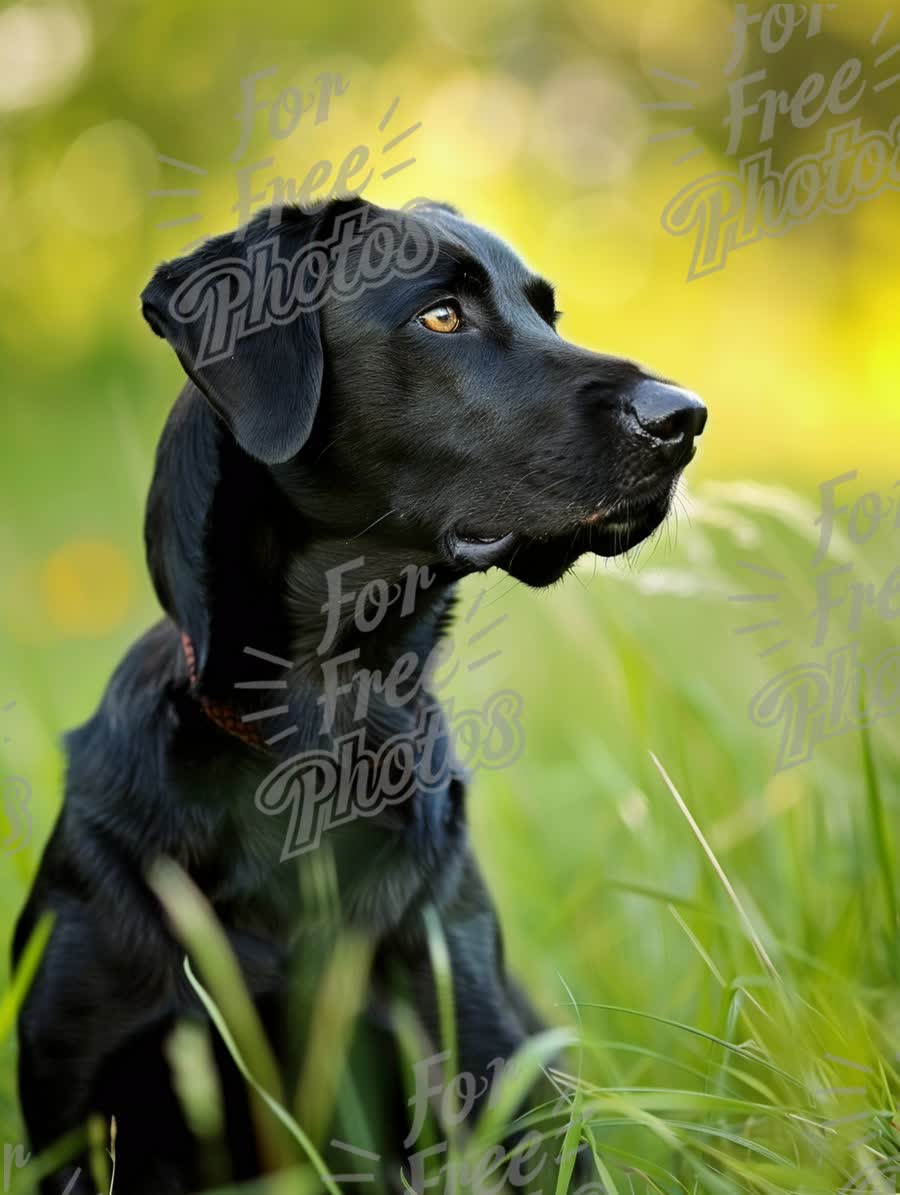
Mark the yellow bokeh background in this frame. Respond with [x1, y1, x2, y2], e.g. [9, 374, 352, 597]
[1, 0, 898, 653]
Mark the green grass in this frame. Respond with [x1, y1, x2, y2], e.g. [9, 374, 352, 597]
[0, 374, 898, 1193]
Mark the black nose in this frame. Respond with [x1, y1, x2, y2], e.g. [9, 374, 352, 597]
[630, 379, 707, 446]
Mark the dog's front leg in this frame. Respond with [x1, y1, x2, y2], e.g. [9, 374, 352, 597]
[15, 899, 192, 1195]
[391, 852, 588, 1192]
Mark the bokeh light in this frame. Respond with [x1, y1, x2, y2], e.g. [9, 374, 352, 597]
[39, 539, 133, 637]
[0, 0, 91, 113]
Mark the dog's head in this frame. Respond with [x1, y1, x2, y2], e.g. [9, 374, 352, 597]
[142, 197, 706, 588]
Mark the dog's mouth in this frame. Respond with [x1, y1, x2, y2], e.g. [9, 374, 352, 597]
[444, 476, 678, 580]
[447, 529, 516, 561]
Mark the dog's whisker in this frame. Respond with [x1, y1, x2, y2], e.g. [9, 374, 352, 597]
[312, 435, 341, 464]
[494, 466, 547, 517]
[348, 508, 398, 540]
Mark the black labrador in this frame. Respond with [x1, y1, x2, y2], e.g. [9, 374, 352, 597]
[13, 197, 706, 1194]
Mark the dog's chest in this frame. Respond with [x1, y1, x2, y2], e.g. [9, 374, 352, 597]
[213, 754, 468, 941]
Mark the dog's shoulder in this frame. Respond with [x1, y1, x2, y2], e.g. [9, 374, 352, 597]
[55, 619, 199, 853]
[13, 620, 193, 955]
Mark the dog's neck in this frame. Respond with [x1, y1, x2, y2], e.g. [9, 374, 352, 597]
[146, 386, 457, 754]
[276, 536, 456, 752]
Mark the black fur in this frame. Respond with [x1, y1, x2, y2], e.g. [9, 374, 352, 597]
[14, 198, 704, 1193]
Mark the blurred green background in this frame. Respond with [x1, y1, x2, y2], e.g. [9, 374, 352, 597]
[1, 0, 899, 1191]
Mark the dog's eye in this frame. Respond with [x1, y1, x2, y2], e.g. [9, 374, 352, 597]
[418, 303, 462, 333]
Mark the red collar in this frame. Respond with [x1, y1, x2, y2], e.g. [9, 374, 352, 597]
[180, 631, 270, 752]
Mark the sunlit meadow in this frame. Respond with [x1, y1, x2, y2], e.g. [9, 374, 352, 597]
[1, 0, 898, 1190]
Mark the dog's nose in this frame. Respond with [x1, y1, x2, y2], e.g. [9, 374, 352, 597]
[630, 380, 707, 447]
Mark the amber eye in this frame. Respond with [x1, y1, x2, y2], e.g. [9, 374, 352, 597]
[418, 302, 462, 333]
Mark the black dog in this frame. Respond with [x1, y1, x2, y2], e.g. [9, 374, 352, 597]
[14, 198, 706, 1194]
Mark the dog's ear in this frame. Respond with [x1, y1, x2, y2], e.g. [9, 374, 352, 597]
[140, 211, 325, 465]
